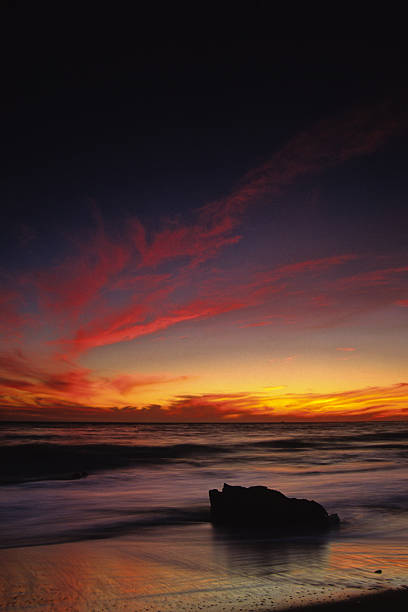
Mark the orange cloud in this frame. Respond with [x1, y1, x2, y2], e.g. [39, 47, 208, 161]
[1, 382, 407, 422]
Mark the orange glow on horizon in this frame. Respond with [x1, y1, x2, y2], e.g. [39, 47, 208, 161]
[1, 380, 407, 422]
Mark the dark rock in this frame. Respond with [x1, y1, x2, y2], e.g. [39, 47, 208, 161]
[209, 483, 340, 530]
[374, 569, 382, 574]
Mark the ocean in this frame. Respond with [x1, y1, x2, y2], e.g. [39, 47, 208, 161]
[0, 422, 407, 610]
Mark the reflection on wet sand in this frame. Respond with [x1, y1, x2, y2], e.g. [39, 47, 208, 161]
[211, 525, 330, 577]
[2, 524, 407, 611]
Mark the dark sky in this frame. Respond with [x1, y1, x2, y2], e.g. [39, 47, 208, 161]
[2, 41, 406, 251]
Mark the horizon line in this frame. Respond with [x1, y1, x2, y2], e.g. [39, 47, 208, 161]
[1, 419, 407, 425]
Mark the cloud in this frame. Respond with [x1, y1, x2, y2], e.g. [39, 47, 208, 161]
[61, 251, 363, 356]
[344, 266, 408, 287]
[2, 382, 408, 422]
[1, 98, 405, 416]
[35, 228, 130, 317]
[15, 98, 401, 328]
[157, 383, 408, 422]
[0, 290, 27, 335]
[108, 374, 190, 395]
[0, 349, 192, 406]
[63, 295, 249, 356]
[239, 320, 276, 328]
[336, 347, 356, 352]
[311, 295, 333, 308]
[200, 98, 402, 224]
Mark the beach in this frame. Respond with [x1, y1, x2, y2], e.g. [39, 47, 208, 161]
[1, 422, 407, 610]
[1, 529, 407, 611]
[286, 589, 408, 611]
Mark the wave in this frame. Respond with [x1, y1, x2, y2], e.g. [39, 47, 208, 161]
[1, 425, 407, 484]
[0, 505, 210, 549]
[0, 442, 231, 483]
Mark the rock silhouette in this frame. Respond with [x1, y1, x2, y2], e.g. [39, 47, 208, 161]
[209, 483, 340, 529]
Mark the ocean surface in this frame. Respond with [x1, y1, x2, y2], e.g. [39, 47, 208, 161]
[1, 421, 407, 610]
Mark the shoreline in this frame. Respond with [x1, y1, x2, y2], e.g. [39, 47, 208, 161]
[282, 588, 408, 611]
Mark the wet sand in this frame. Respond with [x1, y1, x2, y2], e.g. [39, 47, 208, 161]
[285, 588, 408, 611]
[1, 525, 407, 611]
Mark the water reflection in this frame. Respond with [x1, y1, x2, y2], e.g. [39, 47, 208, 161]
[211, 524, 331, 577]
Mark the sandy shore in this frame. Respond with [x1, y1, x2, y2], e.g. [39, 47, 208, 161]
[1, 528, 407, 611]
[284, 588, 408, 611]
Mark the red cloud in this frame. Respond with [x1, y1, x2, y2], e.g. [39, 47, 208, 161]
[337, 266, 408, 290]
[201, 99, 401, 221]
[135, 216, 242, 269]
[27, 99, 400, 329]
[35, 230, 130, 317]
[0, 349, 192, 406]
[0, 290, 27, 336]
[57, 249, 408, 359]
[311, 295, 332, 307]
[60, 252, 358, 357]
[272, 255, 357, 278]
[65, 296, 248, 355]
[336, 347, 356, 352]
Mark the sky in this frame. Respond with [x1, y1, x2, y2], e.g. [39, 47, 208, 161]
[1, 41, 407, 421]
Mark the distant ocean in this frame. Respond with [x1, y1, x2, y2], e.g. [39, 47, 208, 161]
[1, 422, 408, 610]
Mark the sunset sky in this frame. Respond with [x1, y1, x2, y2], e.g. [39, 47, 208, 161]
[1, 41, 407, 421]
